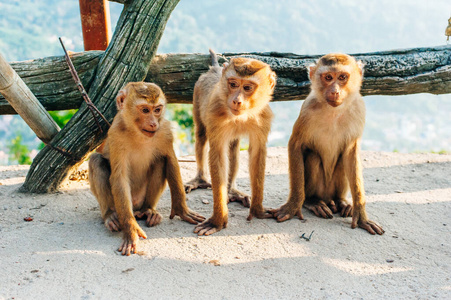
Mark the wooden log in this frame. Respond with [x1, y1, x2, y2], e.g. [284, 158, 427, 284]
[0, 52, 60, 144]
[1, 46, 450, 115]
[0, 51, 102, 114]
[20, 0, 180, 193]
[147, 46, 451, 102]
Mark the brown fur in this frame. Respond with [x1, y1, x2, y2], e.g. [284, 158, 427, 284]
[272, 53, 384, 235]
[185, 50, 277, 236]
[89, 82, 204, 256]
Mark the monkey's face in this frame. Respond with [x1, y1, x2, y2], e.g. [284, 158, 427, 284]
[319, 71, 351, 107]
[226, 77, 257, 115]
[133, 102, 164, 137]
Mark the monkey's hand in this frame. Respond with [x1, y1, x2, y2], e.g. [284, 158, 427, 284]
[118, 222, 147, 256]
[184, 176, 211, 193]
[351, 210, 384, 235]
[270, 202, 304, 222]
[228, 188, 251, 208]
[135, 209, 162, 227]
[194, 216, 228, 236]
[170, 206, 206, 225]
[247, 205, 275, 221]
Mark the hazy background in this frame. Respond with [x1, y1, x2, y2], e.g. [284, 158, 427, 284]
[0, 0, 450, 164]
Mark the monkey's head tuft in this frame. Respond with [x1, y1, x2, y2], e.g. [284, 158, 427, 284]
[230, 57, 268, 77]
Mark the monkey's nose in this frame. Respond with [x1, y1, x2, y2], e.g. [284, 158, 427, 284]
[232, 100, 242, 106]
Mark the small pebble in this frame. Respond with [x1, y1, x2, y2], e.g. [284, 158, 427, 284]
[209, 260, 221, 266]
[202, 199, 210, 204]
[24, 217, 33, 222]
[386, 259, 394, 263]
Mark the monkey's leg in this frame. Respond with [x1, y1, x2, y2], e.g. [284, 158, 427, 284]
[303, 152, 334, 219]
[185, 122, 211, 193]
[330, 157, 352, 218]
[89, 153, 121, 232]
[247, 134, 272, 220]
[136, 159, 166, 227]
[343, 140, 384, 235]
[194, 138, 228, 235]
[227, 138, 251, 207]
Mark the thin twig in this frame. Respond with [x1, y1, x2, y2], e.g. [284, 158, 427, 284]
[58, 37, 111, 132]
[300, 230, 314, 241]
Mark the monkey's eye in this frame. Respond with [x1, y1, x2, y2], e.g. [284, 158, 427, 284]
[243, 85, 253, 92]
[142, 108, 150, 114]
[338, 74, 348, 81]
[324, 74, 333, 81]
[154, 107, 161, 114]
[229, 82, 239, 89]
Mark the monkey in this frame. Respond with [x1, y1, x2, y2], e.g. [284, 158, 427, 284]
[184, 49, 277, 236]
[271, 53, 384, 235]
[89, 82, 205, 255]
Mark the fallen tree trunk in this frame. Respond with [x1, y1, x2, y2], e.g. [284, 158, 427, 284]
[20, 0, 180, 193]
[1, 45, 450, 114]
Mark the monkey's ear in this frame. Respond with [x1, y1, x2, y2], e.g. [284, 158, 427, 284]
[308, 64, 316, 80]
[269, 71, 277, 90]
[116, 89, 127, 110]
[357, 60, 364, 76]
[222, 62, 229, 75]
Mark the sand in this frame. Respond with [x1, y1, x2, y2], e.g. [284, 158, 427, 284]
[0, 147, 450, 299]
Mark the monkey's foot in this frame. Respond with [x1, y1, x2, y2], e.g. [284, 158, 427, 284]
[105, 212, 121, 232]
[305, 200, 335, 219]
[270, 202, 303, 222]
[134, 209, 162, 227]
[184, 176, 211, 193]
[247, 206, 274, 221]
[228, 188, 251, 208]
[352, 216, 385, 235]
[334, 199, 353, 217]
[118, 223, 147, 256]
[170, 207, 206, 224]
[194, 217, 227, 236]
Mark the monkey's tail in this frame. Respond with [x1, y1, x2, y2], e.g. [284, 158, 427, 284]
[209, 48, 219, 67]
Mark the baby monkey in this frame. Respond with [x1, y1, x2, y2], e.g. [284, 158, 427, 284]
[185, 50, 277, 235]
[272, 53, 384, 235]
[89, 82, 204, 255]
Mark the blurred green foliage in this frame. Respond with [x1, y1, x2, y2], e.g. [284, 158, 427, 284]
[49, 109, 77, 128]
[7, 135, 32, 165]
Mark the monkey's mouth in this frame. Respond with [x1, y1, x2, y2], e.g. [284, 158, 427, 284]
[326, 100, 342, 107]
[142, 129, 157, 137]
[230, 108, 243, 115]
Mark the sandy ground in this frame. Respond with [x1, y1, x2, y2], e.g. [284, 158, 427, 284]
[0, 147, 450, 299]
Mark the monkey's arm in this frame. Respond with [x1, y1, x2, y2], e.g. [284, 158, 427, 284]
[109, 154, 147, 255]
[166, 149, 205, 224]
[343, 139, 384, 235]
[272, 125, 305, 222]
